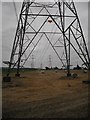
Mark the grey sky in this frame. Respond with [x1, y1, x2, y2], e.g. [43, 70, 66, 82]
[0, 2, 2, 68]
[2, 1, 88, 68]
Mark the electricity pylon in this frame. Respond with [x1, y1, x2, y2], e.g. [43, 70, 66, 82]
[31, 54, 35, 68]
[49, 55, 52, 69]
[4, 0, 90, 79]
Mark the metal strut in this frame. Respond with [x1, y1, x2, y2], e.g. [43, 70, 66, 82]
[4, 0, 90, 78]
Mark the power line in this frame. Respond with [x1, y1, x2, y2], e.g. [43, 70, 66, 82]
[13, 0, 18, 22]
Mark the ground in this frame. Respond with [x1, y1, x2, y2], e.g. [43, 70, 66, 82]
[2, 70, 89, 118]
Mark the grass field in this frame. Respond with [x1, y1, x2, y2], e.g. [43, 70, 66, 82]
[2, 69, 89, 118]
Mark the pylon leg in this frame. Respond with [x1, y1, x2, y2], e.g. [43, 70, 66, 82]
[67, 73, 71, 77]
[15, 73, 20, 77]
[82, 80, 90, 84]
[83, 67, 90, 84]
[3, 77, 11, 82]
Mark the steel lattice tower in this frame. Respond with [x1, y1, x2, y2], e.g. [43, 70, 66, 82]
[4, 0, 90, 78]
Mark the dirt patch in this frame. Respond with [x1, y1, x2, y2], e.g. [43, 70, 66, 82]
[2, 70, 89, 118]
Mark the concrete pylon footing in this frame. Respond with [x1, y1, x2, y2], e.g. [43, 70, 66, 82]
[3, 77, 11, 82]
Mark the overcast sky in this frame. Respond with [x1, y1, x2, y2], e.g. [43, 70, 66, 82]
[2, 1, 89, 69]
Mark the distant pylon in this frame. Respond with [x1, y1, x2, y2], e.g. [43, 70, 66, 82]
[40, 63, 43, 69]
[31, 55, 35, 68]
[49, 55, 52, 68]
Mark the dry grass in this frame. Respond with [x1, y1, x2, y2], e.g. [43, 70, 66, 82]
[2, 70, 89, 118]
